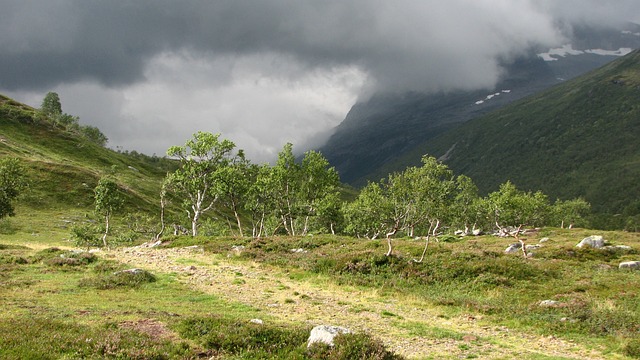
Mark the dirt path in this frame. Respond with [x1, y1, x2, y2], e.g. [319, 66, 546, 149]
[110, 245, 609, 359]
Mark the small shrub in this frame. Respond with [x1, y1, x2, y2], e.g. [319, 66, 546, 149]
[0, 220, 19, 234]
[44, 251, 97, 267]
[177, 316, 308, 357]
[0, 254, 28, 265]
[79, 269, 156, 289]
[307, 333, 404, 360]
[111, 230, 139, 247]
[30, 247, 65, 263]
[70, 224, 101, 249]
[439, 234, 463, 243]
[624, 339, 640, 359]
[91, 260, 124, 273]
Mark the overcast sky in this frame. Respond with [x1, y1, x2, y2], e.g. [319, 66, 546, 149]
[1, 1, 639, 162]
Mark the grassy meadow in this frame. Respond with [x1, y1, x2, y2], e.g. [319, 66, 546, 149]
[2, 211, 640, 358]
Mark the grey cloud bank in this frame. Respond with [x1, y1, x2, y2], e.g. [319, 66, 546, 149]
[1, 0, 638, 161]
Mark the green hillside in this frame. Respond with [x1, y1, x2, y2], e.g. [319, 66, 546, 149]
[412, 49, 640, 224]
[0, 94, 172, 219]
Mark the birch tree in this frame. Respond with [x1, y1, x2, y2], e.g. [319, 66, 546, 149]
[166, 132, 237, 236]
[94, 176, 123, 247]
[299, 150, 340, 235]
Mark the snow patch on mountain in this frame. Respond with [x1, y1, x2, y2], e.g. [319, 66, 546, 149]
[585, 48, 633, 56]
[474, 90, 511, 106]
[622, 30, 640, 37]
[538, 44, 634, 61]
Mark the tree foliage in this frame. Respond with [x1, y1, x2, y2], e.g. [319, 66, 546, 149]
[158, 129, 599, 244]
[39, 91, 108, 146]
[0, 158, 29, 220]
[40, 92, 62, 117]
[166, 132, 238, 236]
[94, 176, 124, 247]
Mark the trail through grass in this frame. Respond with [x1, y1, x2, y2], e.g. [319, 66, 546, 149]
[111, 243, 616, 359]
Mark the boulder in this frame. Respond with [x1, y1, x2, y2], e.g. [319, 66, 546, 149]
[505, 243, 522, 254]
[576, 235, 605, 249]
[619, 261, 640, 270]
[307, 325, 351, 348]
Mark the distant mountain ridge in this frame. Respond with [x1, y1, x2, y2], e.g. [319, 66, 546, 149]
[416, 49, 640, 225]
[317, 22, 640, 186]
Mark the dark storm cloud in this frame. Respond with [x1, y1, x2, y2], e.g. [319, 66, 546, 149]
[0, 0, 557, 92]
[2, 0, 639, 92]
[0, 1, 366, 90]
[1, 1, 638, 161]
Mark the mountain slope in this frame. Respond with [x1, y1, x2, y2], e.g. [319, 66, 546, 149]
[0, 94, 172, 214]
[318, 22, 640, 186]
[418, 49, 640, 217]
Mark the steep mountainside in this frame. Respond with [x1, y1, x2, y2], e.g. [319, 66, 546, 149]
[0, 95, 171, 213]
[318, 23, 640, 186]
[419, 49, 640, 218]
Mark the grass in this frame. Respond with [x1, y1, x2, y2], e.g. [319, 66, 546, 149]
[7, 219, 637, 358]
[0, 239, 406, 359]
[158, 228, 640, 357]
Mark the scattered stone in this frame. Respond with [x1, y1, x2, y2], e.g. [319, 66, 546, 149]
[290, 248, 307, 253]
[619, 261, 640, 270]
[526, 244, 541, 250]
[230, 245, 245, 256]
[249, 319, 264, 325]
[539, 237, 550, 243]
[504, 243, 522, 254]
[560, 317, 578, 323]
[539, 300, 560, 307]
[471, 229, 483, 236]
[127, 165, 139, 172]
[115, 268, 145, 275]
[184, 265, 197, 271]
[576, 235, 605, 249]
[135, 240, 162, 248]
[307, 325, 351, 348]
[462, 335, 478, 342]
[603, 245, 632, 251]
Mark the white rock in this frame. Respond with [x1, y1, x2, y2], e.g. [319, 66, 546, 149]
[115, 268, 144, 275]
[504, 243, 522, 254]
[539, 237, 550, 243]
[307, 325, 351, 348]
[619, 261, 640, 270]
[249, 319, 264, 325]
[539, 300, 560, 307]
[576, 235, 605, 248]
